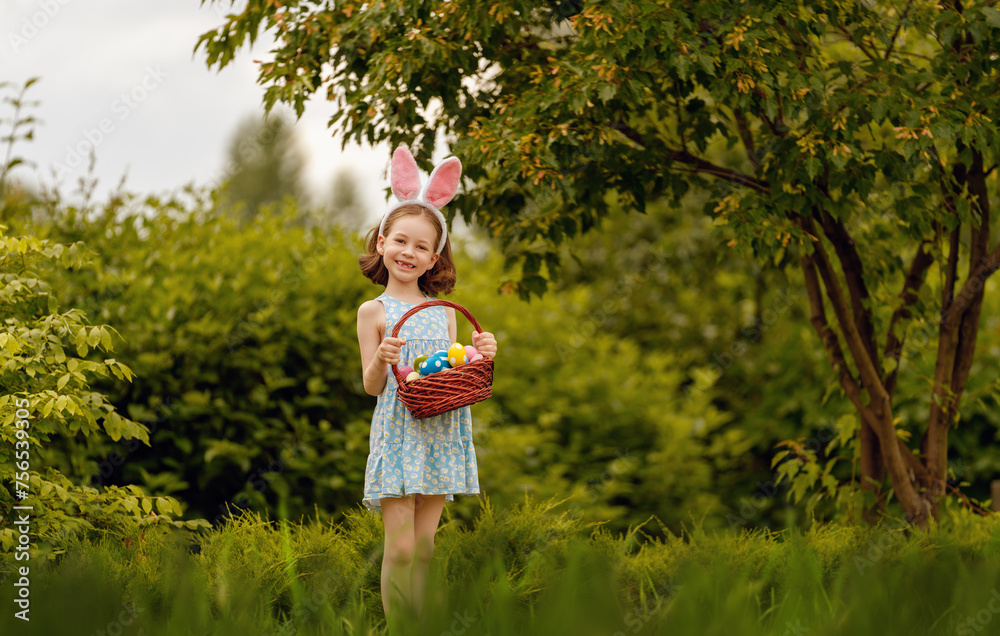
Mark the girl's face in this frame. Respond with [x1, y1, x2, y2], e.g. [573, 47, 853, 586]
[376, 213, 440, 283]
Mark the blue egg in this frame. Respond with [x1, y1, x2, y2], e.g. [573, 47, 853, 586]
[419, 352, 452, 376]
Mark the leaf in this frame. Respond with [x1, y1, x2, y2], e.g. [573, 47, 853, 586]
[104, 411, 122, 442]
[984, 7, 1000, 28]
[598, 83, 617, 103]
[881, 357, 898, 376]
[141, 498, 153, 514]
[770, 449, 789, 468]
[156, 497, 172, 515]
[696, 52, 716, 76]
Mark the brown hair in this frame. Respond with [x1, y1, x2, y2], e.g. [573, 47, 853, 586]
[358, 204, 457, 295]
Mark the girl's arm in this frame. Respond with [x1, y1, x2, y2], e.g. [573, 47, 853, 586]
[357, 300, 406, 396]
[446, 306, 458, 343]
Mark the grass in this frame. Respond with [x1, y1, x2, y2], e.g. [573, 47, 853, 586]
[4, 496, 1000, 635]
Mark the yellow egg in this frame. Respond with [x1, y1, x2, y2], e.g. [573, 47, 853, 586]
[447, 342, 467, 366]
[405, 371, 421, 383]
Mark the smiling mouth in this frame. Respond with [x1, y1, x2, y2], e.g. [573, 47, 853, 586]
[395, 260, 415, 269]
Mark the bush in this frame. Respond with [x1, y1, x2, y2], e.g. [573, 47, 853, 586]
[0, 222, 206, 567]
[4, 496, 1000, 635]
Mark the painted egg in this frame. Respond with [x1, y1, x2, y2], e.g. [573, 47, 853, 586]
[448, 342, 467, 366]
[398, 366, 414, 379]
[464, 345, 479, 360]
[469, 354, 484, 363]
[419, 353, 451, 375]
[413, 354, 429, 368]
[405, 371, 421, 383]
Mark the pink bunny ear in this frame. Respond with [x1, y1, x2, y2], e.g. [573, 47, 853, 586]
[424, 157, 462, 208]
[391, 146, 421, 201]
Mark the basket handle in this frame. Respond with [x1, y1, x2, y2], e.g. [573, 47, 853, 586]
[389, 300, 485, 387]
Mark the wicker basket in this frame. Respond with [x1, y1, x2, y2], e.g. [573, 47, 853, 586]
[390, 300, 494, 419]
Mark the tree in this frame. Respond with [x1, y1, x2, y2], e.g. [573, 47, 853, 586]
[327, 167, 367, 230]
[218, 113, 306, 222]
[197, 1, 1000, 528]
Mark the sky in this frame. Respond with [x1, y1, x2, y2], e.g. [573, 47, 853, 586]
[1, 0, 393, 224]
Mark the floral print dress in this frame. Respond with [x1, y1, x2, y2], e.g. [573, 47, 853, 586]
[362, 292, 480, 511]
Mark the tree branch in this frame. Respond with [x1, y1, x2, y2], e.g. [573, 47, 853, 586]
[665, 146, 770, 193]
[897, 435, 934, 487]
[733, 107, 759, 174]
[948, 150, 991, 398]
[884, 0, 916, 60]
[817, 207, 879, 366]
[800, 250, 864, 411]
[940, 213, 999, 324]
[884, 235, 936, 397]
[836, 24, 878, 62]
[926, 147, 991, 483]
[799, 245, 896, 518]
[610, 122, 769, 193]
[944, 226, 960, 309]
[798, 210, 930, 522]
[802, 248, 888, 513]
[759, 108, 787, 138]
[800, 211, 884, 398]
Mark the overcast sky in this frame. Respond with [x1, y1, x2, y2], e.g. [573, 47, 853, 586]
[1, 0, 395, 224]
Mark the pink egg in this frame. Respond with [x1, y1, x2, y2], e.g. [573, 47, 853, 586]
[465, 346, 479, 360]
[398, 366, 414, 378]
[469, 354, 484, 363]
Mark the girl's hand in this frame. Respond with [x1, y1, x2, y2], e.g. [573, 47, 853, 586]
[375, 336, 406, 366]
[471, 331, 498, 359]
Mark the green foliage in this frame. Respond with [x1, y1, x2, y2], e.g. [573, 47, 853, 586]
[3, 178, 762, 535]
[454, 271, 734, 533]
[4, 495, 1000, 635]
[195, 1, 1000, 523]
[9, 170, 996, 536]
[196, 0, 999, 294]
[29, 195, 709, 533]
[0, 224, 205, 560]
[16, 195, 378, 526]
[3, 70, 996, 547]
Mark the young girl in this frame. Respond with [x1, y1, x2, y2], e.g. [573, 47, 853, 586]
[356, 147, 498, 622]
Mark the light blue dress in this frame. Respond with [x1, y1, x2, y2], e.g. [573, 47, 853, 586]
[362, 292, 480, 511]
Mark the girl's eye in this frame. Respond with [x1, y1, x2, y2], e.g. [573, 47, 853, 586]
[395, 239, 404, 244]
[417, 245, 427, 251]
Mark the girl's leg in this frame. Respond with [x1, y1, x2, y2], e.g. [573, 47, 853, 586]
[380, 496, 416, 619]
[410, 494, 446, 614]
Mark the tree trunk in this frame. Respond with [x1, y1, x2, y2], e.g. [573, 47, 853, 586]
[859, 418, 885, 522]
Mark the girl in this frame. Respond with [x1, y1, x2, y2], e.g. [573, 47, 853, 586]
[356, 147, 498, 622]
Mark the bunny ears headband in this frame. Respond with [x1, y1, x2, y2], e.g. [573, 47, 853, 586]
[379, 146, 462, 255]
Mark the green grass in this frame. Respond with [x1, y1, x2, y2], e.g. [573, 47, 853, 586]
[4, 497, 1000, 635]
